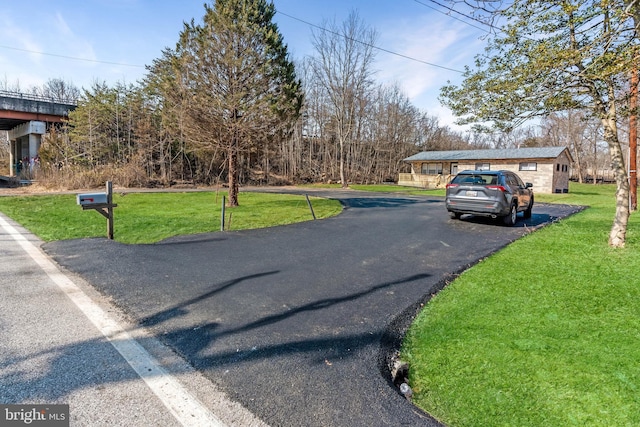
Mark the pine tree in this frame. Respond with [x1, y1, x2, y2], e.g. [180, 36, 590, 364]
[150, 0, 302, 206]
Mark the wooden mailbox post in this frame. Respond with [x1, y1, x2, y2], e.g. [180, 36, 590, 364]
[77, 181, 118, 240]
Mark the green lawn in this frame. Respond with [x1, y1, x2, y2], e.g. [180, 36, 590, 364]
[350, 184, 445, 196]
[402, 183, 640, 426]
[302, 182, 446, 196]
[0, 191, 342, 244]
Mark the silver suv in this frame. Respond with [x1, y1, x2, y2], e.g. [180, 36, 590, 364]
[445, 170, 534, 226]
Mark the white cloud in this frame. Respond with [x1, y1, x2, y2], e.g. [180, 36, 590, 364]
[54, 12, 73, 36]
[0, 17, 44, 63]
[374, 13, 485, 121]
[53, 12, 97, 63]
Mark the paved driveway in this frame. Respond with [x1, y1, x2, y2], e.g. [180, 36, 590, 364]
[43, 190, 580, 426]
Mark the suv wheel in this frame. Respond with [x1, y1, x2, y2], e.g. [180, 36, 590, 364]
[450, 211, 462, 219]
[502, 202, 517, 226]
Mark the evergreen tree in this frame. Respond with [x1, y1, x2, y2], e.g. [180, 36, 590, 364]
[149, 0, 302, 206]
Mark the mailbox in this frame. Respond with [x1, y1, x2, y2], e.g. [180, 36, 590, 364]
[77, 192, 108, 206]
[77, 182, 117, 240]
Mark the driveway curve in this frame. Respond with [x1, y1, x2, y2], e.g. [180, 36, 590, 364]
[43, 190, 581, 427]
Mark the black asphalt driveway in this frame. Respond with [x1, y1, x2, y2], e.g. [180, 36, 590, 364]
[43, 190, 581, 426]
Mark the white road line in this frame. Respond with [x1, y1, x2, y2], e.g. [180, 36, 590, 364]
[0, 215, 226, 427]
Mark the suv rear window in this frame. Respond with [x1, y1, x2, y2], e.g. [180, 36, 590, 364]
[451, 174, 499, 186]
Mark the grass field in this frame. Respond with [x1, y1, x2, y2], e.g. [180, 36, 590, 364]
[401, 183, 640, 426]
[0, 191, 342, 244]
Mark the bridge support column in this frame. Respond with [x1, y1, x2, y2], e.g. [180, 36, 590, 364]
[8, 121, 45, 177]
[9, 139, 15, 177]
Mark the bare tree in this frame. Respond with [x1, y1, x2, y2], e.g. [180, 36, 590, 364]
[0, 75, 22, 92]
[310, 10, 378, 187]
[30, 78, 80, 103]
[540, 111, 602, 182]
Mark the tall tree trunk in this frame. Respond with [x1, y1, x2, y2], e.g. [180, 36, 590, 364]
[228, 146, 239, 207]
[339, 137, 347, 187]
[571, 145, 584, 183]
[630, 67, 638, 211]
[602, 116, 630, 247]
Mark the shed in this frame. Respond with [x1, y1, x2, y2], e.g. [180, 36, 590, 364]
[399, 147, 573, 194]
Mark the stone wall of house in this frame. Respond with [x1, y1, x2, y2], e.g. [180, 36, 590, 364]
[551, 152, 572, 193]
[398, 172, 452, 188]
[406, 158, 570, 193]
[517, 164, 553, 192]
[455, 160, 557, 193]
[403, 149, 574, 193]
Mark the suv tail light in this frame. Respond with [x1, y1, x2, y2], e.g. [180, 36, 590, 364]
[446, 183, 459, 189]
[486, 185, 507, 192]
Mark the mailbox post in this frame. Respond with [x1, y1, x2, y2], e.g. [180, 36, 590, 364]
[77, 181, 118, 239]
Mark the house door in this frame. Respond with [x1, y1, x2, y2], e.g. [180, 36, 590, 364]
[451, 163, 458, 175]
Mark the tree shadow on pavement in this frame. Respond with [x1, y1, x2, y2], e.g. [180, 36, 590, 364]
[141, 271, 280, 327]
[139, 272, 432, 348]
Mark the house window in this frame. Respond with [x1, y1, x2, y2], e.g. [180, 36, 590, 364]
[475, 163, 490, 171]
[519, 162, 537, 171]
[421, 163, 443, 175]
[562, 164, 568, 172]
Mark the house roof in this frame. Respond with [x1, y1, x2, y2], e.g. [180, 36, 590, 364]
[404, 147, 571, 162]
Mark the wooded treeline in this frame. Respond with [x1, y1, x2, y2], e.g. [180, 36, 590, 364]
[1, 1, 615, 190]
[31, 7, 485, 190]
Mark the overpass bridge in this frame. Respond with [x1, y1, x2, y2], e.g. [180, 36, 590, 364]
[1, 90, 76, 178]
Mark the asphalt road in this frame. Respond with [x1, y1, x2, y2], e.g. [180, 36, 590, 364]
[42, 190, 581, 426]
[0, 213, 267, 427]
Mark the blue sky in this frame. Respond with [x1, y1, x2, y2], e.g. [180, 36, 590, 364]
[0, 0, 488, 127]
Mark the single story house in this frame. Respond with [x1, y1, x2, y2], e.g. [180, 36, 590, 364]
[399, 146, 573, 194]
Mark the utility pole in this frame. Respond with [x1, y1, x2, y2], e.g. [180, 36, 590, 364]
[630, 67, 638, 211]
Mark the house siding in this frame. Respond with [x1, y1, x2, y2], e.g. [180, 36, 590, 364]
[552, 151, 572, 193]
[400, 148, 572, 193]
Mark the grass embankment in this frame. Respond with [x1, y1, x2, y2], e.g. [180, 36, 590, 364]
[402, 183, 640, 426]
[0, 191, 342, 244]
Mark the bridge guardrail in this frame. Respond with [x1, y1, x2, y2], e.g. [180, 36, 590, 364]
[0, 90, 77, 106]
